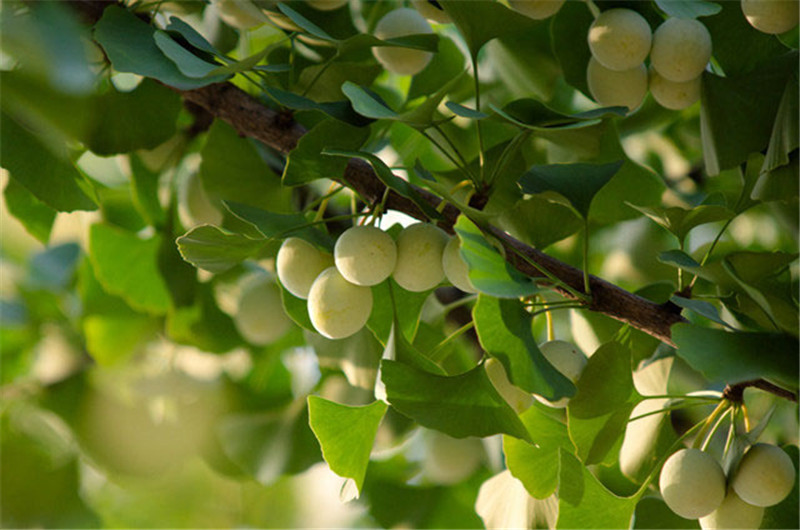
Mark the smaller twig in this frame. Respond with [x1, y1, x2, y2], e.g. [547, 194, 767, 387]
[724, 379, 798, 403]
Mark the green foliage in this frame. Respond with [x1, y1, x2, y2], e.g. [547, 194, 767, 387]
[1, 0, 798, 527]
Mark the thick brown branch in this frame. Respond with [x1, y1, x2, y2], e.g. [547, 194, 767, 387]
[182, 83, 687, 345]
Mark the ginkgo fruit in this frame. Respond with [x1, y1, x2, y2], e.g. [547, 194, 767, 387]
[659, 448, 726, 519]
[485, 358, 533, 414]
[741, 0, 799, 34]
[650, 18, 712, 82]
[422, 430, 484, 484]
[699, 490, 765, 530]
[393, 223, 448, 292]
[587, 57, 648, 112]
[213, 0, 268, 29]
[183, 173, 223, 227]
[507, 0, 566, 20]
[619, 398, 671, 480]
[307, 267, 373, 339]
[334, 226, 397, 286]
[276, 237, 334, 299]
[587, 8, 652, 71]
[534, 340, 587, 408]
[373, 8, 434, 76]
[442, 236, 477, 293]
[731, 443, 796, 507]
[649, 67, 701, 110]
[306, 0, 348, 11]
[412, 0, 451, 24]
[235, 275, 292, 345]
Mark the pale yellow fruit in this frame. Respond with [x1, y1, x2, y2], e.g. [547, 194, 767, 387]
[235, 276, 292, 345]
[475, 470, 559, 530]
[588, 8, 652, 71]
[732, 443, 796, 507]
[412, 0, 451, 23]
[392, 223, 448, 292]
[214, 0, 268, 29]
[587, 57, 648, 112]
[742, 0, 799, 34]
[423, 430, 484, 484]
[334, 226, 397, 286]
[183, 173, 223, 226]
[442, 237, 477, 293]
[534, 340, 587, 408]
[508, 0, 566, 20]
[651, 18, 712, 82]
[649, 67, 701, 110]
[699, 490, 765, 530]
[276, 237, 334, 299]
[306, 0, 348, 11]
[659, 448, 726, 519]
[373, 8, 434, 76]
[485, 358, 534, 414]
[619, 398, 671, 480]
[307, 267, 373, 339]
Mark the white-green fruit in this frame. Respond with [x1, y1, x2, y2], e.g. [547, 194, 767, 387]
[587, 57, 648, 112]
[276, 237, 334, 299]
[651, 18, 712, 82]
[699, 490, 765, 530]
[619, 398, 670, 480]
[659, 448, 726, 519]
[235, 276, 292, 345]
[412, 0, 451, 23]
[535, 340, 587, 408]
[442, 237, 477, 293]
[649, 67, 701, 110]
[214, 0, 268, 29]
[485, 358, 533, 414]
[306, 0, 348, 11]
[307, 267, 373, 339]
[334, 226, 397, 286]
[183, 173, 223, 226]
[588, 8, 652, 71]
[732, 443, 796, 507]
[423, 431, 483, 484]
[742, 0, 799, 34]
[393, 223, 448, 292]
[373, 8, 434, 76]
[508, 0, 566, 20]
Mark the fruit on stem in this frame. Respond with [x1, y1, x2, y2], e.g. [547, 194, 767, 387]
[649, 67, 701, 110]
[373, 8, 434, 76]
[334, 225, 397, 286]
[650, 18, 712, 82]
[699, 490, 765, 529]
[393, 223, 448, 292]
[277, 237, 334, 299]
[586, 57, 647, 112]
[587, 8, 652, 71]
[182, 173, 223, 227]
[534, 340, 587, 408]
[507, 0, 566, 20]
[619, 398, 671, 481]
[731, 443, 796, 507]
[235, 275, 292, 345]
[484, 358, 534, 414]
[307, 266, 373, 339]
[442, 236, 477, 293]
[659, 448, 726, 519]
[741, 0, 799, 34]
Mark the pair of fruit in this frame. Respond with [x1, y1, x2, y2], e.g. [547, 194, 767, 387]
[659, 443, 796, 528]
[586, 9, 712, 112]
[277, 222, 475, 340]
[485, 340, 587, 412]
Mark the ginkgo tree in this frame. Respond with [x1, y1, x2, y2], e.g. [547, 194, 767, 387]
[1, 0, 798, 528]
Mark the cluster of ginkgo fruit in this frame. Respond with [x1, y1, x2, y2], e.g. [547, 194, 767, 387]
[659, 442, 796, 529]
[275, 223, 476, 340]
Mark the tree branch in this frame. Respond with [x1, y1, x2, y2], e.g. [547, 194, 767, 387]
[723, 380, 798, 404]
[180, 83, 687, 345]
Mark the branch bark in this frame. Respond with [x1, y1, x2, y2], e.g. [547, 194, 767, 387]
[180, 83, 687, 345]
